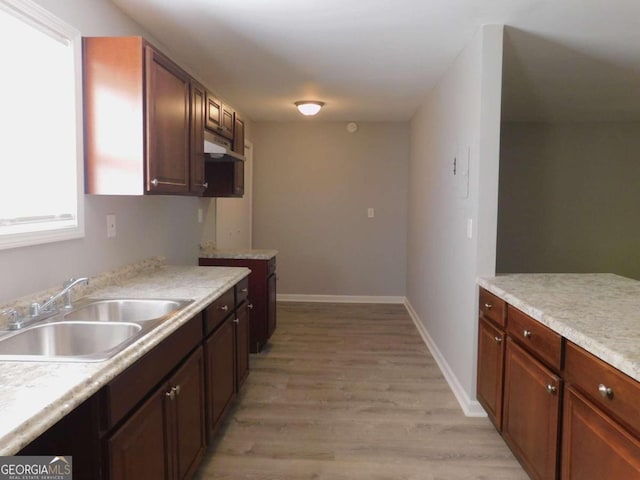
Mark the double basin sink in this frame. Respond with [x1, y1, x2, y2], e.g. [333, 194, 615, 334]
[0, 298, 193, 362]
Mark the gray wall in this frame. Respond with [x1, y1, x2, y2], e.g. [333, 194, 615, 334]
[497, 122, 640, 279]
[0, 0, 213, 302]
[407, 25, 503, 413]
[252, 122, 408, 297]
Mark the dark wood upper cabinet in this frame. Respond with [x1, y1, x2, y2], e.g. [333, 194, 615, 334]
[84, 37, 195, 195]
[189, 80, 206, 194]
[205, 92, 234, 140]
[232, 113, 245, 156]
[145, 45, 191, 194]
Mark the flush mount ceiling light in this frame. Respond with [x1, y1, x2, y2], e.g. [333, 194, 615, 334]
[295, 100, 324, 116]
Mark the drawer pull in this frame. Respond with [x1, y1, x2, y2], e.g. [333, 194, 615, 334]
[220, 305, 229, 312]
[598, 384, 613, 398]
[523, 329, 532, 339]
[546, 384, 558, 394]
[241, 288, 248, 293]
[484, 303, 493, 309]
[247, 303, 254, 310]
[166, 389, 175, 400]
[233, 317, 239, 324]
[172, 385, 181, 397]
[494, 336, 502, 344]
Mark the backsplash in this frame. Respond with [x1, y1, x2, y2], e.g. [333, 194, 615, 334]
[0, 257, 166, 329]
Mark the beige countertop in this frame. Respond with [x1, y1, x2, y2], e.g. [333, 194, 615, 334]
[199, 244, 278, 261]
[478, 273, 640, 383]
[199, 248, 278, 260]
[0, 260, 250, 455]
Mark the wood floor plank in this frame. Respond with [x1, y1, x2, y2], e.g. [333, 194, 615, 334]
[194, 302, 527, 480]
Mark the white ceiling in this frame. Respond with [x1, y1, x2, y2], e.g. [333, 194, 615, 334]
[111, 0, 640, 122]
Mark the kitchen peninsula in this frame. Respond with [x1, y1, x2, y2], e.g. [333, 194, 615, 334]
[477, 273, 640, 479]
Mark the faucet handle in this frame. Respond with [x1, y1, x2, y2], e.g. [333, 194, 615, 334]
[1, 309, 19, 329]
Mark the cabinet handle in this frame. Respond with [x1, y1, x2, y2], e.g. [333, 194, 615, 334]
[203, 182, 209, 189]
[494, 336, 502, 344]
[546, 384, 557, 394]
[233, 317, 239, 324]
[484, 303, 492, 309]
[151, 178, 158, 187]
[241, 288, 248, 293]
[247, 303, 254, 310]
[598, 384, 613, 398]
[220, 305, 229, 312]
[172, 385, 181, 397]
[523, 329, 532, 339]
[166, 389, 175, 400]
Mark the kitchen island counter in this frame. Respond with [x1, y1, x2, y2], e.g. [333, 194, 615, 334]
[478, 273, 640, 382]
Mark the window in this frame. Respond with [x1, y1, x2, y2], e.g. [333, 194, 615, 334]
[0, 0, 83, 250]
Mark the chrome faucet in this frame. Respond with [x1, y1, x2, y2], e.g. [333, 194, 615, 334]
[32, 277, 90, 316]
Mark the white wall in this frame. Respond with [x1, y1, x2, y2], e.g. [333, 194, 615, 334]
[0, 0, 212, 303]
[497, 121, 640, 279]
[407, 25, 503, 414]
[252, 122, 408, 298]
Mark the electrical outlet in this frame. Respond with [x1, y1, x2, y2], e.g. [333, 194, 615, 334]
[197, 208, 203, 223]
[367, 208, 375, 218]
[107, 214, 116, 238]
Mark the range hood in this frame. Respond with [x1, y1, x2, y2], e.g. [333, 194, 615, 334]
[204, 139, 245, 162]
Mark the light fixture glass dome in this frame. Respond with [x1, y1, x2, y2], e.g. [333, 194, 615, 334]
[295, 101, 324, 116]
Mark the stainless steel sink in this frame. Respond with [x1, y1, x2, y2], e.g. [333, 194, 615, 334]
[64, 298, 192, 323]
[0, 321, 142, 361]
[0, 298, 194, 362]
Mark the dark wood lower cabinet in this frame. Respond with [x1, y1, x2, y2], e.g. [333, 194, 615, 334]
[476, 317, 505, 430]
[502, 338, 561, 480]
[108, 347, 205, 480]
[172, 348, 206, 480]
[108, 385, 171, 480]
[205, 316, 236, 439]
[562, 386, 640, 480]
[267, 273, 277, 340]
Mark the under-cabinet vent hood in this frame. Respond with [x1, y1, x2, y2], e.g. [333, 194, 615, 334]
[204, 139, 245, 162]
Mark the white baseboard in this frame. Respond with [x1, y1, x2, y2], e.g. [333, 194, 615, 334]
[404, 300, 487, 418]
[277, 294, 405, 304]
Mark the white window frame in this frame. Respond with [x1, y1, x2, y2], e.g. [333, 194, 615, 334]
[0, 0, 84, 250]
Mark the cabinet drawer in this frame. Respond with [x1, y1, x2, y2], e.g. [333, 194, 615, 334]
[204, 288, 234, 335]
[507, 305, 563, 371]
[236, 276, 249, 305]
[267, 257, 276, 276]
[565, 341, 640, 437]
[479, 288, 506, 328]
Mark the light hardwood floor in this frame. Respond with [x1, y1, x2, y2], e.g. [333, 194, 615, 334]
[195, 302, 528, 480]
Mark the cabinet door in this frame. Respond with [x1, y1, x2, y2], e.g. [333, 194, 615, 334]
[220, 105, 234, 139]
[204, 317, 236, 438]
[108, 384, 172, 480]
[503, 338, 561, 480]
[171, 347, 206, 480]
[232, 114, 245, 156]
[205, 93, 222, 132]
[267, 273, 277, 339]
[235, 304, 250, 391]
[145, 45, 190, 194]
[477, 317, 505, 430]
[562, 386, 640, 480]
[189, 80, 206, 195]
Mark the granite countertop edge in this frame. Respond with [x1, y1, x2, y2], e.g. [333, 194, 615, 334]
[477, 274, 640, 383]
[0, 263, 250, 456]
